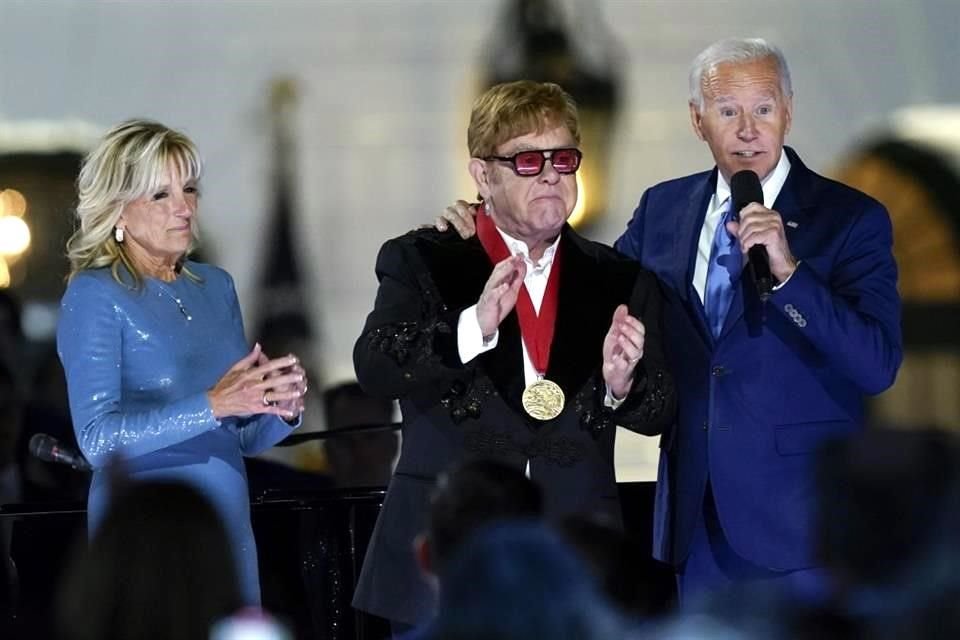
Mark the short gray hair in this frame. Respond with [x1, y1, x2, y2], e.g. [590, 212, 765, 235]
[688, 38, 792, 110]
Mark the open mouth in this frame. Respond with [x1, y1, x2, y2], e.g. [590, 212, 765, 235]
[733, 151, 763, 158]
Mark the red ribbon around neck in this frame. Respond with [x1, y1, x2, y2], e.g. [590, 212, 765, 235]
[476, 211, 562, 376]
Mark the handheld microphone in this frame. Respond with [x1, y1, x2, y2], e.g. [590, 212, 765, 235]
[28, 433, 93, 472]
[730, 170, 774, 301]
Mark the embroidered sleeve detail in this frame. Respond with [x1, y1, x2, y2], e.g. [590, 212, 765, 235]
[574, 377, 618, 439]
[616, 369, 674, 426]
[575, 368, 675, 438]
[578, 407, 617, 439]
[440, 377, 495, 424]
[365, 318, 451, 371]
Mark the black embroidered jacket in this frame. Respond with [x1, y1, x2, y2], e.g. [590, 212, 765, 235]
[352, 225, 676, 624]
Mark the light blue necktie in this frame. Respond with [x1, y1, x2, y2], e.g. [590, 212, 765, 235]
[704, 200, 742, 338]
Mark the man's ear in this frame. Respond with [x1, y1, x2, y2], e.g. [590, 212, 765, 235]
[783, 94, 794, 137]
[413, 532, 433, 578]
[468, 158, 491, 201]
[689, 102, 706, 142]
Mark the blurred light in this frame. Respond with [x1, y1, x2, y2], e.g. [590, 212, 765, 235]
[0, 189, 27, 217]
[891, 105, 960, 148]
[0, 258, 8, 288]
[568, 172, 588, 228]
[0, 216, 31, 256]
[22, 301, 60, 341]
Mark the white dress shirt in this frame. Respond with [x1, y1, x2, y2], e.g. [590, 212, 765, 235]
[692, 151, 792, 304]
[456, 226, 561, 475]
[457, 222, 625, 417]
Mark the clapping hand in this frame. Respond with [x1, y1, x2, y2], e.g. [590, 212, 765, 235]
[207, 343, 307, 420]
[602, 305, 646, 401]
[256, 347, 307, 422]
[476, 255, 526, 339]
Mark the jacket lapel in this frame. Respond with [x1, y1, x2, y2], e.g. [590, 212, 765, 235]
[425, 235, 490, 308]
[676, 172, 715, 303]
[545, 229, 612, 401]
[678, 172, 716, 347]
[425, 235, 527, 411]
[483, 312, 527, 413]
[774, 147, 816, 231]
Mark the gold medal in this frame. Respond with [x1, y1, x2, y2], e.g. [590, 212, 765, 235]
[522, 378, 565, 421]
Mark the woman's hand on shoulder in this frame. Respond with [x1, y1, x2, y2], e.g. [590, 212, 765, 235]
[207, 343, 306, 421]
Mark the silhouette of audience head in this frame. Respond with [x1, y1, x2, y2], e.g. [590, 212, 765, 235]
[416, 459, 543, 580]
[323, 381, 397, 487]
[558, 513, 675, 619]
[643, 427, 960, 640]
[887, 472, 960, 640]
[815, 427, 960, 593]
[813, 427, 960, 639]
[427, 522, 624, 640]
[56, 480, 242, 640]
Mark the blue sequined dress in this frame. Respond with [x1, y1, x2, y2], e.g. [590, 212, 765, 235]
[57, 261, 297, 604]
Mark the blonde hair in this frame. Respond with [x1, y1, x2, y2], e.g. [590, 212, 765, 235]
[66, 119, 203, 287]
[467, 81, 580, 158]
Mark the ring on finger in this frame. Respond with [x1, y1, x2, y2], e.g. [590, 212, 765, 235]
[262, 391, 271, 406]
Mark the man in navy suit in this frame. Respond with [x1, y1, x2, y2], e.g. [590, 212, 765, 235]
[613, 37, 902, 600]
[438, 37, 902, 601]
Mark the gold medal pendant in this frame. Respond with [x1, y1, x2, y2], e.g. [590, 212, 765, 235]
[522, 378, 565, 421]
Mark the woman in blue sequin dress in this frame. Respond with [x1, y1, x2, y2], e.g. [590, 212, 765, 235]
[57, 120, 308, 604]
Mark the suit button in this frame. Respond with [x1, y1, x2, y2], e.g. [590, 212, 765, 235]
[702, 421, 708, 431]
[783, 303, 807, 327]
[711, 366, 726, 377]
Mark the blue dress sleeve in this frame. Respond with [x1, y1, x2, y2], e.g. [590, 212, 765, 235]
[237, 414, 300, 456]
[57, 275, 220, 468]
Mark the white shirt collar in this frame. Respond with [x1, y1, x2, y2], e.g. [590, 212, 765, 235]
[713, 149, 792, 210]
[495, 226, 560, 268]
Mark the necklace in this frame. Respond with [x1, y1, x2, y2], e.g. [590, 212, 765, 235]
[153, 281, 192, 321]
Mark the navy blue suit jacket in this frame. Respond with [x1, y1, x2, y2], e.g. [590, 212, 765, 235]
[614, 147, 902, 571]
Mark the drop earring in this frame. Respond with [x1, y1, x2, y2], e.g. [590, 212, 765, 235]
[115, 227, 125, 243]
[483, 200, 493, 215]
